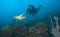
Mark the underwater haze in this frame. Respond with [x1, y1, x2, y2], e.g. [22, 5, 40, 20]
[0, 0, 60, 25]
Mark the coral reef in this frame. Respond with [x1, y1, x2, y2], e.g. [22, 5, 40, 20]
[0, 22, 54, 37]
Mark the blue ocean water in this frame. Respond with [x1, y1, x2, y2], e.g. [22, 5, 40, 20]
[0, 0, 60, 25]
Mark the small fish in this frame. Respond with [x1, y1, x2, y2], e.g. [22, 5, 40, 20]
[14, 14, 26, 21]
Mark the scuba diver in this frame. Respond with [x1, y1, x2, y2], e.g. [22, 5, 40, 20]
[26, 4, 43, 16]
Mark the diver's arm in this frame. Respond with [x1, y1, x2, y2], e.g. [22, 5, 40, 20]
[26, 8, 29, 14]
[37, 5, 42, 10]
